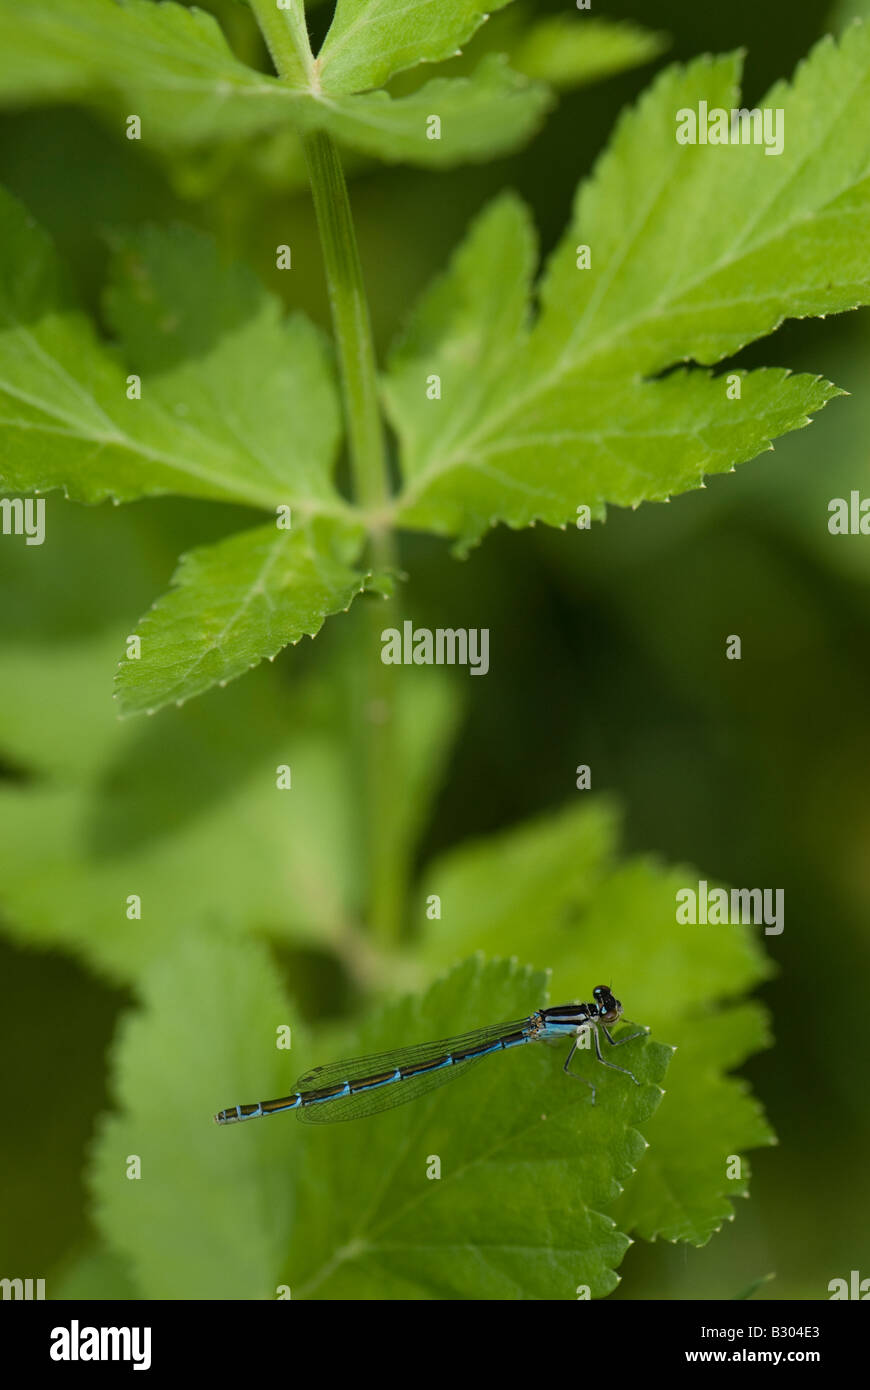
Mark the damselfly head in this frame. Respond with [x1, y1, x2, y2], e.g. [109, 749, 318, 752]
[593, 984, 622, 1024]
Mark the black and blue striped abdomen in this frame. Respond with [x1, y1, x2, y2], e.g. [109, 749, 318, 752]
[214, 1019, 535, 1126]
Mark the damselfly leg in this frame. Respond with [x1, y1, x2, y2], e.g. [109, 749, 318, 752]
[562, 1036, 597, 1103]
[601, 1022, 649, 1048]
[593, 1024, 642, 1086]
[562, 1020, 646, 1104]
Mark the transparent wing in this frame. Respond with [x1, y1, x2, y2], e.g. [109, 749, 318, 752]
[294, 1016, 532, 1126]
[296, 1052, 491, 1124]
[295, 1017, 532, 1090]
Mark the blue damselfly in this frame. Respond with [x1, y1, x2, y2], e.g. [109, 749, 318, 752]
[214, 985, 647, 1126]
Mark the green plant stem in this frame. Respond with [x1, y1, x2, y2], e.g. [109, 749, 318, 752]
[250, 4, 403, 947]
[302, 130, 390, 520]
[248, 0, 314, 86]
[302, 130, 403, 948]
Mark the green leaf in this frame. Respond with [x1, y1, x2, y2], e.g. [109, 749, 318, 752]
[500, 14, 668, 91]
[0, 655, 361, 979]
[314, 54, 550, 166]
[419, 805, 775, 1245]
[0, 201, 370, 706]
[0, 0, 312, 141]
[318, 0, 512, 94]
[0, 186, 211, 506]
[537, 37, 870, 373]
[286, 956, 671, 1299]
[0, 499, 462, 980]
[0, 189, 349, 515]
[90, 929, 296, 1299]
[0, 650, 450, 979]
[0, 630, 129, 780]
[113, 519, 374, 716]
[611, 1004, 775, 1245]
[387, 28, 870, 547]
[87, 943, 668, 1300]
[414, 797, 620, 943]
[53, 1247, 140, 1301]
[149, 7, 655, 196]
[103, 224, 344, 512]
[386, 7, 667, 97]
[384, 192, 537, 473]
[0, 0, 549, 169]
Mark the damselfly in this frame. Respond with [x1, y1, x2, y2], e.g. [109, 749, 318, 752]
[214, 985, 647, 1126]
